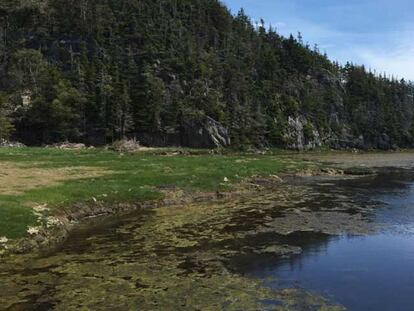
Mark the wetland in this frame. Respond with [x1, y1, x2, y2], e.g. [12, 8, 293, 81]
[1, 151, 414, 310]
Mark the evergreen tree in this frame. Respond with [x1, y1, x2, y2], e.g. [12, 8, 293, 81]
[0, 0, 412, 149]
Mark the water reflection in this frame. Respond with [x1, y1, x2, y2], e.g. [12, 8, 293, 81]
[254, 233, 414, 311]
[245, 169, 414, 311]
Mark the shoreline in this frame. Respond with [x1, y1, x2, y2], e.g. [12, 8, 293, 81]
[1, 162, 412, 310]
[3, 149, 414, 258]
[0, 166, 367, 258]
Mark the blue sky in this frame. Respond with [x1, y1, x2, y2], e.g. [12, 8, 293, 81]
[223, 0, 414, 80]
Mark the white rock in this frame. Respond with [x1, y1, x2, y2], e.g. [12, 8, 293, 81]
[46, 217, 61, 228]
[27, 227, 40, 235]
[33, 203, 49, 213]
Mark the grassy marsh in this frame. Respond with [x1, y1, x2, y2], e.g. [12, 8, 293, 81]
[0, 147, 316, 239]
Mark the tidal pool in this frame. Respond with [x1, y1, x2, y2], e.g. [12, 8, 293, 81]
[1, 170, 414, 310]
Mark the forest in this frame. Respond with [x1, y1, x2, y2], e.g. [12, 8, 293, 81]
[0, 0, 413, 149]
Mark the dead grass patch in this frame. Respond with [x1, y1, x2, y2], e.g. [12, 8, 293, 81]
[0, 162, 110, 195]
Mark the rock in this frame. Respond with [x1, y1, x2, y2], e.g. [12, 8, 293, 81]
[181, 116, 231, 149]
[355, 135, 366, 149]
[27, 227, 40, 235]
[377, 133, 391, 150]
[284, 116, 322, 150]
[48, 141, 86, 149]
[110, 139, 141, 152]
[320, 168, 344, 176]
[269, 175, 284, 182]
[0, 139, 25, 148]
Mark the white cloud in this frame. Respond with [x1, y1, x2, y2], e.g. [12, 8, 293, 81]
[246, 4, 414, 81]
[275, 19, 414, 81]
[358, 49, 414, 81]
[355, 27, 414, 80]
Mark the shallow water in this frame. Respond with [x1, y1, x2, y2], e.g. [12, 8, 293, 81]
[244, 170, 414, 311]
[1, 170, 414, 310]
[257, 233, 414, 311]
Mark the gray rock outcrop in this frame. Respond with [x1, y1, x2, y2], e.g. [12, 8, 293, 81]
[181, 116, 231, 149]
[284, 116, 322, 150]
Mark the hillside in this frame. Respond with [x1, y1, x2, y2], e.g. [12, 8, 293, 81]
[0, 0, 413, 149]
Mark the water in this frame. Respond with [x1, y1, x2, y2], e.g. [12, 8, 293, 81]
[1, 170, 414, 310]
[253, 234, 414, 311]
[247, 170, 414, 311]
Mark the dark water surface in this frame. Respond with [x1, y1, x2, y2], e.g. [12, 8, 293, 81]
[246, 170, 414, 311]
[252, 233, 414, 311]
[1, 170, 414, 310]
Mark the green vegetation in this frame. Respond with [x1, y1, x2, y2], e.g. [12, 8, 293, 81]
[0, 0, 413, 149]
[0, 147, 313, 239]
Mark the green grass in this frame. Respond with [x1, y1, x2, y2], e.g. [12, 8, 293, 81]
[0, 147, 316, 239]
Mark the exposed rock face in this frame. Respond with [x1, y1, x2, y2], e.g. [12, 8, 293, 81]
[285, 117, 304, 150]
[283, 116, 391, 151]
[134, 69, 405, 151]
[181, 116, 231, 149]
[377, 133, 392, 150]
[279, 69, 403, 151]
[283, 118, 399, 151]
[284, 116, 322, 150]
[135, 117, 230, 149]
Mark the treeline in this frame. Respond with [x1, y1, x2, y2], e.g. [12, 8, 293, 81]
[0, 0, 413, 148]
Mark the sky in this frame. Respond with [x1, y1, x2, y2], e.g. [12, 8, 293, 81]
[223, 0, 414, 80]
